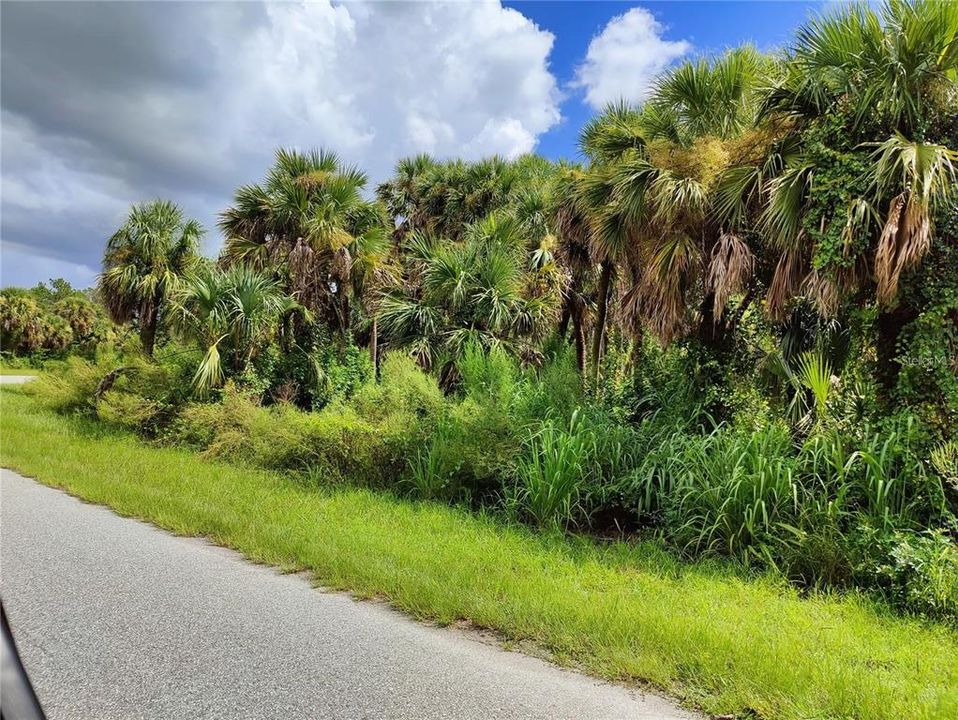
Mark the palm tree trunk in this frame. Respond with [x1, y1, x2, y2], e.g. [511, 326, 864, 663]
[139, 300, 158, 357]
[370, 315, 379, 378]
[572, 304, 585, 374]
[876, 305, 917, 404]
[591, 261, 612, 382]
[557, 302, 571, 339]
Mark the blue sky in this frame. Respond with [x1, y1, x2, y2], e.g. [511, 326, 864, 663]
[2, 0, 825, 288]
[509, 1, 821, 161]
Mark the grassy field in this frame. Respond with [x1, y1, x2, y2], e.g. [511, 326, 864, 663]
[2, 386, 956, 720]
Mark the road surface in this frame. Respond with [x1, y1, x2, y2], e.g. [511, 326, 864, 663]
[1, 470, 697, 719]
[0, 375, 37, 384]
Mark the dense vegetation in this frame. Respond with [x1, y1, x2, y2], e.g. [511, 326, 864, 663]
[1, 278, 111, 359]
[6, 1, 958, 624]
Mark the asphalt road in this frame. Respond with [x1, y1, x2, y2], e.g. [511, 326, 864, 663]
[0, 470, 697, 719]
[0, 375, 37, 384]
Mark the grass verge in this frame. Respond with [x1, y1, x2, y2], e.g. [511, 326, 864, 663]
[2, 386, 956, 720]
[0, 366, 39, 375]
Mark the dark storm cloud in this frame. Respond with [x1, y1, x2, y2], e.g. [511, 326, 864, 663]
[0, 1, 273, 285]
[2, 1, 266, 192]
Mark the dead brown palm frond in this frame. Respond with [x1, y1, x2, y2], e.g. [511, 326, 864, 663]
[553, 203, 592, 275]
[873, 193, 933, 305]
[874, 193, 908, 304]
[617, 242, 648, 338]
[870, 136, 958, 304]
[802, 266, 839, 318]
[636, 233, 700, 344]
[766, 246, 806, 321]
[288, 238, 321, 308]
[706, 231, 755, 321]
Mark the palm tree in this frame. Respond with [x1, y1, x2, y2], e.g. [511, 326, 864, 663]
[766, 0, 958, 138]
[377, 154, 549, 244]
[378, 212, 560, 385]
[377, 154, 563, 379]
[98, 200, 202, 356]
[219, 148, 384, 336]
[376, 154, 436, 239]
[550, 166, 594, 372]
[610, 48, 775, 349]
[573, 103, 648, 378]
[344, 201, 396, 373]
[748, 0, 958, 391]
[169, 265, 300, 393]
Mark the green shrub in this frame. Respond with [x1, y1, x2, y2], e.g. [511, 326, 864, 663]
[258, 333, 373, 410]
[26, 357, 104, 414]
[512, 347, 583, 428]
[406, 419, 460, 500]
[171, 382, 418, 485]
[298, 406, 412, 485]
[350, 352, 444, 422]
[852, 527, 958, 622]
[611, 340, 715, 428]
[457, 343, 517, 402]
[799, 417, 946, 530]
[96, 390, 163, 432]
[443, 396, 521, 499]
[173, 389, 323, 472]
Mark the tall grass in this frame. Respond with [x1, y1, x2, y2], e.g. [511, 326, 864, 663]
[664, 424, 800, 563]
[509, 410, 594, 529]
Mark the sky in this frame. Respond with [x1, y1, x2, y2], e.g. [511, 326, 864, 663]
[0, 0, 821, 289]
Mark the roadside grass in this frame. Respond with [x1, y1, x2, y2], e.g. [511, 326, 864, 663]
[2, 387, 956, 720]
[0, 366, 39, 375]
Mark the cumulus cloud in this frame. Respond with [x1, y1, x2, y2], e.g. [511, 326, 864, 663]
[573, 7, 691, 110]
[1, 0, 560, 287]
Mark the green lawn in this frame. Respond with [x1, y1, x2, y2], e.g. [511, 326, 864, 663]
[2, 387, 956, 720]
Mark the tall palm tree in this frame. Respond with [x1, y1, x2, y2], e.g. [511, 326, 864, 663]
[377, 154, 548, 244]
[608, 48, 774, 349]
[219, 148, 383, 336]
[344, 201, 396, 372]
[550, 166, 594, 372]
[98, 200, 202, 356]
[573, 103, 648, 378]
[169, 265, 300, 393]
[749, 0, 958, 390]
[376, 154, 436, 239]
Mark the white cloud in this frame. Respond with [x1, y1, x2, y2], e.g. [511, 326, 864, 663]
[573, 7, 691, 110]
[1, 0, 561, 287]
[229, 0, 560, 173]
